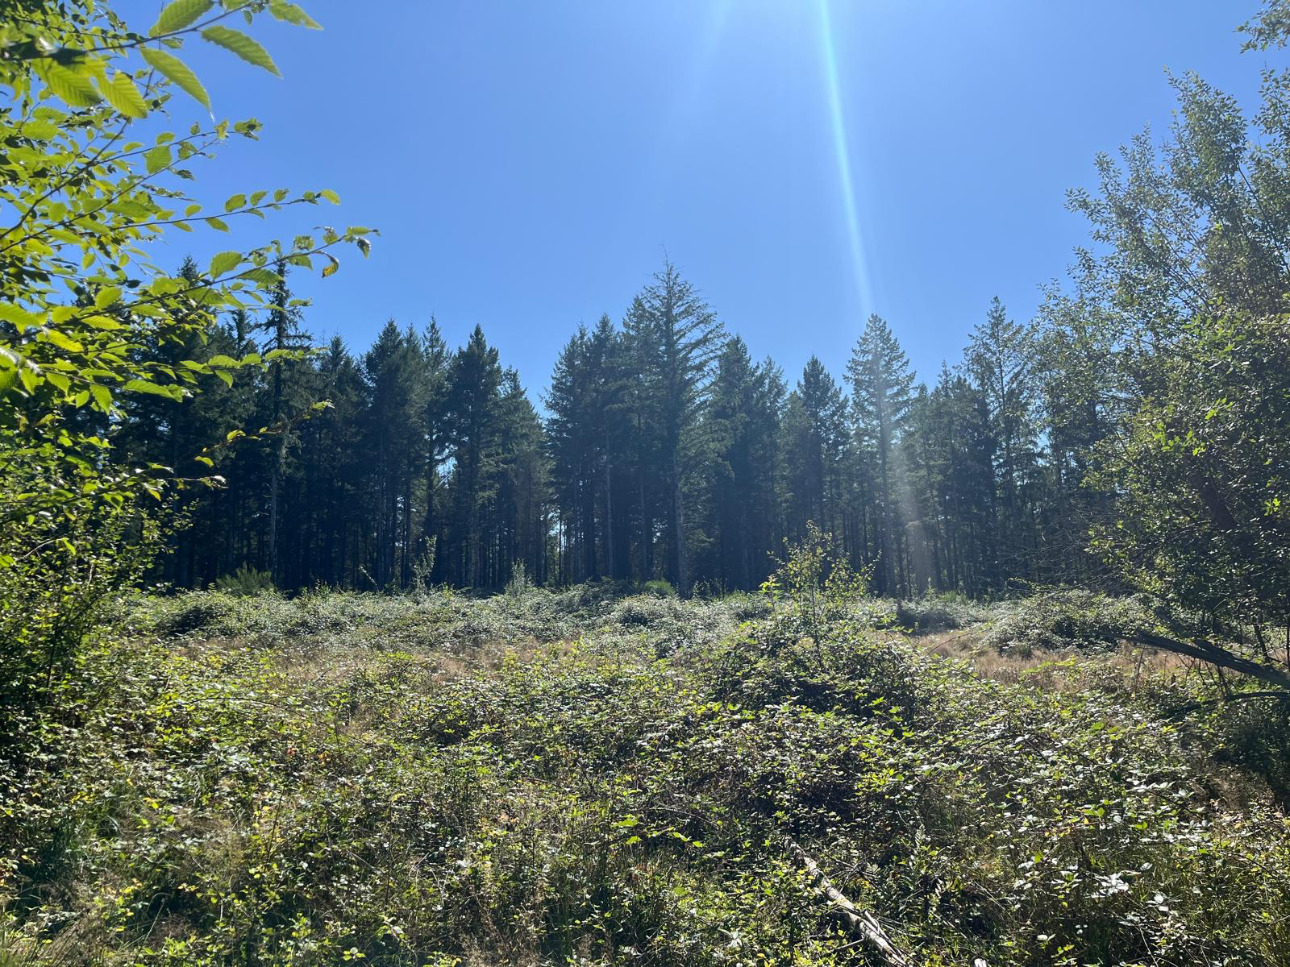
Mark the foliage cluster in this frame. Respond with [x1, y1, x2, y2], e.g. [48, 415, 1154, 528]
[0, 0, 357, 782]
[984, 589, 1164, 656]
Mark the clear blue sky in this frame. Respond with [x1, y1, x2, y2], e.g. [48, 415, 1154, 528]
[145, 0, 1271, 395]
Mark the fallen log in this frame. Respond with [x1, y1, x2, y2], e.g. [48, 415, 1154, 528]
[787, 840, 911, 966]
[1134, 630, 1290, 692]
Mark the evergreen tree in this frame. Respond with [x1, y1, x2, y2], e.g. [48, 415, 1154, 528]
[966, 297, 1042, 582]
[253, 260, 312, 584]
[782, 357, 848, 550]
[444, 325, 504, 588]
[702, 338, 785, 590]
[848, 315, 916, 596]
[419, 320, 451, 583]
[493, 369, 549, 587]
[621, 263, 724, 593]
[360, 321, 428, 590]
[299, 337, 366, 587]
[904, 365, 997, 594]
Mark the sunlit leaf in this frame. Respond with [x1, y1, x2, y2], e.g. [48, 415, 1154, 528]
[210, 251, 242, 276]
[144, 144, 172, 175]
[201, 26, 280, 76]
[41, 330, 84, 353]
[123, 379, 184, 400]
[150, 0, 214, 36]
[141, 47, 210, 110]
[102, 71, 148, 118]
[269, 0, 322, 29]
[0, 304, 41, 332]
[33, 59, 102, 108]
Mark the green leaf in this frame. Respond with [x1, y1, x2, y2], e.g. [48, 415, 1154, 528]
[24, 120, 60, 140]
[269, 0, 322, 29]
[210, 251, 242, 276]
[89, 384, 113, 412]
[201, 26, 281, 76]
[123, 379, 183, 400]
[356, 236, 371, 258]
[33, 59, 102, 108]
[103, 71, 149, 118]
[224, 193, 247, 212]
[244, 268, 280, 287]
[0, 304, 42, 332]
[144, 144, 172, 175]
[94, 286, 123, 309]
[321, 254, 339, 278]
[320, 188, 340, 204]
[151, 0, 214, 36]
[206, 216, 230, 232]
[141, 48, 210, 110]
[42, 329, 84, 353]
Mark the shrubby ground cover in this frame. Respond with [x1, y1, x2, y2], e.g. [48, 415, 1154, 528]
[4, 586, 1290, 967]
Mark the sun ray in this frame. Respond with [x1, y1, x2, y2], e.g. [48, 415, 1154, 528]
[817, 0, 874, 314]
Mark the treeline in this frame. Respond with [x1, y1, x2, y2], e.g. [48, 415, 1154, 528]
[119, 65, 1290, 605]
[118, 261, 547, 592]
[122, 260, 1109, 597]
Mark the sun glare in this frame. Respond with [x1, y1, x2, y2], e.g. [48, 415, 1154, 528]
[817, 0, 874, 315]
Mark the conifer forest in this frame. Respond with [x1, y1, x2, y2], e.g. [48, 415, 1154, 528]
[5, 2, 1290, 965]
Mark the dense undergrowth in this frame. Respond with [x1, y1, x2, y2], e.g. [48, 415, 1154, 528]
[3, 587, 1290, 966]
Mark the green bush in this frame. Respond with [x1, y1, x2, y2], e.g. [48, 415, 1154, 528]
[985, 589, 1160, 655]
[893, 592, 992, 632]
[213, 566, 276, 597]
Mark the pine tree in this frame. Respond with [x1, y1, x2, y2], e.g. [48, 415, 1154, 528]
[782, 357, 848, 550]
[253, 260, 312, 584]
[702, 338, 785, 590]
[299, 337, 366, 587]
[903, 365, 996, 594]
[445, 325, 504, 588]
[546, 325, 603, 583]
[622, 263, 724, 593]
[493, 369, 549, 587]
[966, 297, 1042, 581]
[419, 320, 451, 583]
[849, 315, 916, 596]
[360, 322, 428, 589]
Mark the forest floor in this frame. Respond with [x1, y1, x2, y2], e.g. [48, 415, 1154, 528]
[4, 586, 1290, 966]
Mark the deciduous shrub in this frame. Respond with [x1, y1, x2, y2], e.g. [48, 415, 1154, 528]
[986, 589, 1160, 655]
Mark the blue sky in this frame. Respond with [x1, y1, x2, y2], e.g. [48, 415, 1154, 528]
[144, 0, 1270, 395]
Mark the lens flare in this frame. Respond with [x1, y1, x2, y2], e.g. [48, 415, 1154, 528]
[817, 0, 874, 313]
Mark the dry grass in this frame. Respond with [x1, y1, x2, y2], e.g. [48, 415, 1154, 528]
[919, 629, 1194, 691]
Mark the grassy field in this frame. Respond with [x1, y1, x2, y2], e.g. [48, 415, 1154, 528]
[4, 585, 1290, 966]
